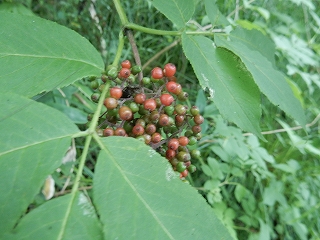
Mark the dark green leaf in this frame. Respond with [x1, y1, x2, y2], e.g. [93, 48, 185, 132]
[0, 92, 79, 237]
[215, 29, 306, 126]
[93, 137, 233, 240]
[152, 0, 195, 29]
[182, 34, 262, 137]
[0, 13, 104, 97]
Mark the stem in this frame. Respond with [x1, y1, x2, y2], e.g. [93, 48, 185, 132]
[126, 29, 143, 83]
[58, 82, 110, 239]
[112, 31, 125, 66]
[125, 23, 181, 36]
[113, 0, 129, 25]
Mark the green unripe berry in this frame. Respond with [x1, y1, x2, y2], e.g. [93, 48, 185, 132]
[164, 105, 175, 115]
[187, 164, 197, 173]
[177, 151, 191, 162]
[90, 80, 99, 90]
[88, 76, 97, 82]
[176, 162, 187, 172]
[91, 93, 100, 103]
[129, 102, 139, 113]
[190, 149, 201, 159]
[188, 136, 197, 145]
[142, 77, 151, 85]
[107, 67, 118, 79]
[190, 106, 200, 116]
[131, 65, 142, 75]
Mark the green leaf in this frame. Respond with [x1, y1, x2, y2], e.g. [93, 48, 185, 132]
[215, 28, 306, 126]
[182, 34, 262, 137]
[0, 13, 104, 97]
[5, 193, 102, 240]
[152, 0, 195, 29]
[93, 137, 233, 240]
[0, 92, 79, 237]
[47, 103, 88, 124]
[204, 0, 229, 26]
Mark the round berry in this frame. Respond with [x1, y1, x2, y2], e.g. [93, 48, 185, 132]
[177, 151, 191, 162]
[107, 67, 118, 79]
[166, 82, 182, 95]
[131, 65, 142, 75]
[178, 136, 189, 146]
[104, 97, 118, 109]
[168, 138, 179, 151]
[151, 132, 161, 143]
[175, 104, 187, 115]
[110, 87, 123, 99]
[114, 127, 126, 136]
[119, 106, 133, 121]
[193, 114, 204, 125]
[103, 128, 114, 137]
[176, 162, 187, 172]
[91, 93, 100, 103]
[144, 99, 157, 111]
[192, 125, 202, 134]
[119, 68, 131, 78]
[190, 149, 201, 159]
[101, 75, 108, 83]
[166, 149, 176, 160]
[132, 124, 145, 136]
[180, 169, 188, 178]
[177, 91, 188, 101]
[159, 114, 170, 126]
[160, 93, 174, 106]
[129, 102, 139, 113]
[149, 110, 160, 123]
[145, 123, 157, 135]
[90, 80, 99, 90]
[190, 106, 200, 116]
[164, 105, 175, 115]
[142, 77, 151, 85]
[151, 67, 164, 79]
[188, 136, 197, 145]
[187, 165, 196, 173]
[121, 60, 131, 69]
[134, 93, 146, 104]
[163, 63, 176, 77]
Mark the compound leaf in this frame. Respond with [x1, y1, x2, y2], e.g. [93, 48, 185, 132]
[152, 0, 195, 29]
[215, 28, 306, 126]
[93, 137, 233, 240]
[182, 34, 262, 137]
[0, 92, 79, 237]
[0, 13, 104, 97]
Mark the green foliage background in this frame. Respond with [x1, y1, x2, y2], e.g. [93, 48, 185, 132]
[0, 0, 319, 239]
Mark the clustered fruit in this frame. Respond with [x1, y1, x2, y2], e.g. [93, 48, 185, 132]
[87, 60, 204, 179]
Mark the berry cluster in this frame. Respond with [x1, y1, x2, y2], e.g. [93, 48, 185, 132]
[88, 61, 203, 179]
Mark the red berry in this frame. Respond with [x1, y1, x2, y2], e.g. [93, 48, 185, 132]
[180, 169, 188, 178]
[151, 132, 161, 143]
[160, 93, 174, 106]
[175, 115, 185, 123]
[103, 128, 114, 137]
[178, 136, 189, 146]
[144, 99, 157, 111]
[119, 68, 131, 78]
[168, 138, 179, 150]
[121, 60, 131, 69]
[104, 97, 118, 109]
[166, 149, 176, 160]
[132, 124, 145, 136]
[110, 87, 123, 99]
[119, 106, 133, 121]
[145, 123, 157, 135]
[192, 125, 202, 134]
[151, 67, 163, 79]
[167, 76, 177, 82]
[193, 114, 204, 125]
[166, 81, 182, 95]
[114, 127, 126, 136]
[163, 63, 176, 77]
[159, 114, 170, 126]
[134, 93, 146, 104]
